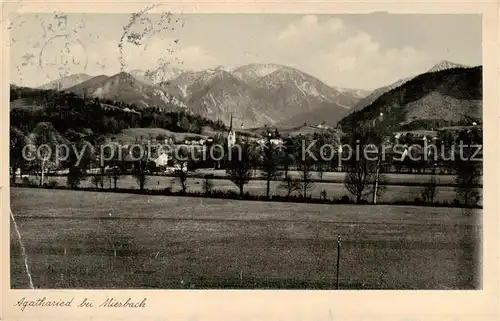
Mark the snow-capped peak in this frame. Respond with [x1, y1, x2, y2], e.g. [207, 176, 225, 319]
[214, 65, 239, 72]
[232, 63, 284, 81]
[245, 64, 282, 78]
[428, 60, 468, 73]
[131, 66, 184, 85]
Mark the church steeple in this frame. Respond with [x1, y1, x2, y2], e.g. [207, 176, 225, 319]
[227, 112, 236, 148]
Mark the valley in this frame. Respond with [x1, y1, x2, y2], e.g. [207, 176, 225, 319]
[8, 11, 485, 293]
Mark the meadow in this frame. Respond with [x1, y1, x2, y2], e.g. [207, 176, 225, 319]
[27, 172, 482, 204]
[10, 188, 481, 289]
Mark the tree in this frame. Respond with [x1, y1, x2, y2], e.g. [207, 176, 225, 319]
[107, 145, 128, 188]
[202, 176, 214, 195]
[454, 128, 482, 206]
[131, 144, 149, 191]
[209, 133, 226, 169]
[226, 143, 254, 196]
[279, 175, 301, 197]
[261, 134, 281, 199]
[91, 174, 103, 188]
[343, 130, 378, 203]
[31, 122, 60, 186]
[314, 131, 337, 181]
[172, 146, 190, 194]
[65, 137, 93, 189]
[371, 172, 388, 202]
[93, 135, 109, 189]
[342, 114, 390, 204]
[10, 127, 27, 184]
[344, 160, 373, 203]
[296, 136, 316, 199]
[110, 165, 122, 189]
[316, 162, 328, 181]
[421, 174, 438, 204]
[368, 115, 391, 204]
[298, 159, 315, 199]
[279, 151, 295, 179]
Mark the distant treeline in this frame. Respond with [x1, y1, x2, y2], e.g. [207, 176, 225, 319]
[10, 86, 228, 140]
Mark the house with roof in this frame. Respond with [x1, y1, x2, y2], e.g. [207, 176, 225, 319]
[155, 152, 171, 168]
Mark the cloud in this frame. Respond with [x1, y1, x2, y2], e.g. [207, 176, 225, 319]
[271, 15, 433, 89]
[12, 29, 220, 86]
[84, 36, 219, 74]
[278, 15, 345, 43]
[10, 35, 91, 86]
[11, 14, 447, 91]
[173, 45, 220, 70]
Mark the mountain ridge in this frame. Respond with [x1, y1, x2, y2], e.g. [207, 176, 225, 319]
[38, 73, 93, 90]
[65, 72, 187, 110]
[338, 66, 482, 132]
[344, 60, 472, 120]
[56, 63, 369, 128]
[35, 60, 475, 130]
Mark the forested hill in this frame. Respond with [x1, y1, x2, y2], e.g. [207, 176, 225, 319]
[338, 66, 482, 132]
[10, 86, 228, 142]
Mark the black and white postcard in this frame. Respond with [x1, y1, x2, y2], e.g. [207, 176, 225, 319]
[2, 1, 499, 321]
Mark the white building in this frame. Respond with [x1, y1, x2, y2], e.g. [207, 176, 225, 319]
[155, 152, 170, 167]
[256, 137, 283, 146]
[270, 138, 284, 145]
[316, 122, 330, 129]
[185, 138, 206, 145]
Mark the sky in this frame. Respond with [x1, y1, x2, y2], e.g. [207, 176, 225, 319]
[9, 13, 482, 90]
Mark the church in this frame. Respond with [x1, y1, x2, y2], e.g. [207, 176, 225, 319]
[227, 113, 236, 148]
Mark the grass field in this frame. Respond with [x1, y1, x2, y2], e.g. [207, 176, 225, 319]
[194, 170, 469, 183]
[10, 188, 481, 289]
[29, 173, 482, 204]
[112, 128, 209, 144]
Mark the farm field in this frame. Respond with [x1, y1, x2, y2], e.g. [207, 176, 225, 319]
[10, 188, 481, 289]
[25, 174, 482, 204]
[192, 170, 478, 185]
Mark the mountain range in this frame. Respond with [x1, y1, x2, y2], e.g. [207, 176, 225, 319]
[66, 72, 187, 110]
[54, 63, 372, 128]
[36, 60, 480, 131]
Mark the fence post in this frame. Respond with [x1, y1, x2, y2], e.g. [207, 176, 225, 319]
[336, 234, 341, 289]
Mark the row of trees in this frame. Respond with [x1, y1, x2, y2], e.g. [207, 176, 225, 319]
[10, 120, 482, 206]
[340, 119, 482, 206]
[10, 119, 482, 206]
[196, 126, 481, 206]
